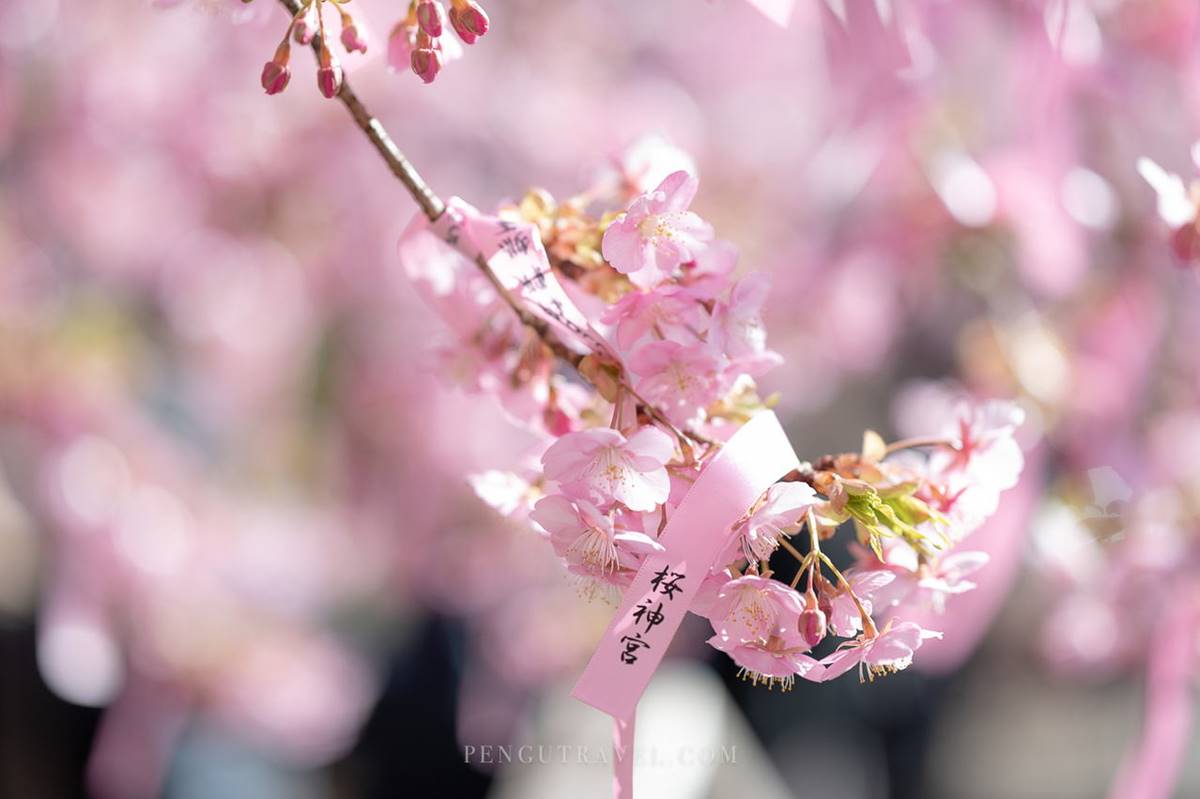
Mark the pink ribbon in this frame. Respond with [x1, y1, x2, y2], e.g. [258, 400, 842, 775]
[430, 198, 621, 362]
[572, 410, 800, 797]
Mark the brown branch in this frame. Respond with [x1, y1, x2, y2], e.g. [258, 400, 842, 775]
[279, 0, 443, 221]
[273, 0, 717, 452]
[277, 0, 583, 370]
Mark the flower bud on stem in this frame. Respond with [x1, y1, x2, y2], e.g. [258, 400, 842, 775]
[261, 38, 292, 94]
[339, 8, 368, 54]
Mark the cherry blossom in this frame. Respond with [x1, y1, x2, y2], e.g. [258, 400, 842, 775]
[824, 569, 897, 637]
[911, 399, 1026, 542]
[819, 621, 943, 683]
[540, 426, 675, 512]
[601, 171, 714, 289]
[707, 631, 824, 689]
[939, 400, 1026, 490]
[718, 482, 820, 565]
[529, 496, 664, 590]
[708, 273, 772, 359]
[707, 575, 805, 641]
[628, 341, 728, 426]
[860, 541, 991, 615]
[600, 286, 706, 350]
[705, 575, 822, 688]
[912, 550, 989, 613]
[677, 239, 737, 295]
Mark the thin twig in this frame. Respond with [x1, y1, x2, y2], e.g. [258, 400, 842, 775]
[279, 0, 565, 347]
[278, 0, 443, 220]
[275, 0, 727, 456]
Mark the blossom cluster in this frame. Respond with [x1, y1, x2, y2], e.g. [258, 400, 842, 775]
[402, 142, 1027, 686]
[258, 0, 490, 96]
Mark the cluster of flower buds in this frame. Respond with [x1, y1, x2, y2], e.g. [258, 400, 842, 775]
[400, 141, 1027, 687]
[261, 0, 368, 98]
[388, 0, 490, 84]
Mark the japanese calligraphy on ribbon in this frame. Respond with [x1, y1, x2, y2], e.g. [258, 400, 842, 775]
[571, 409, 800, 721]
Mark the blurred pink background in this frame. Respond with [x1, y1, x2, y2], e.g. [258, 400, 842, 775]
[1, 1, 1198, 797]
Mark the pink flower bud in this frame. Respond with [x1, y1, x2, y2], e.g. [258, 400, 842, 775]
[447, 8, 476, 44]
[260, 61, 291, 95]
[340, 19, 368, 54]
[261, 40, 291, 95]
[798, 606, 827, 649]
[410, 47, 443, 84]
[416, 0, 445, 38]
[452, 0, 489, 38]
[317, 61, 343, 98]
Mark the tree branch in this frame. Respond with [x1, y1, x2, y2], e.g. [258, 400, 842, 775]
[273, 0, 716, 451]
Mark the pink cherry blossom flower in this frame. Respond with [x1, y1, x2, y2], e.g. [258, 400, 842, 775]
[709, 272, 772, 359]
[913, 550, 989, 613]
[706, 574, 804, 643]
[859, 541, 990, 614]
[687, 567, 738, 619]
[819, 621, 943, 683]
[601, 171, 714, 289]
[718, 482, 820, 565]
[922, 472, 998, 542]
[705, 575, 822, 689]
[628, 466, 700, 539]
[679, 239, 738, 300]
[825, 569, 896, 637]
[540, 426, 674, 512]
[905, 400, 1025, 542]
[601, 286, 705, 350]
[530, 496, 664, 592]
[936, 399, 1025, 491]
[709, 272, 784, 378]
[848, 537, 918, 603]
[628, 340, 727, 425]
[708, 630, 824, 689]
